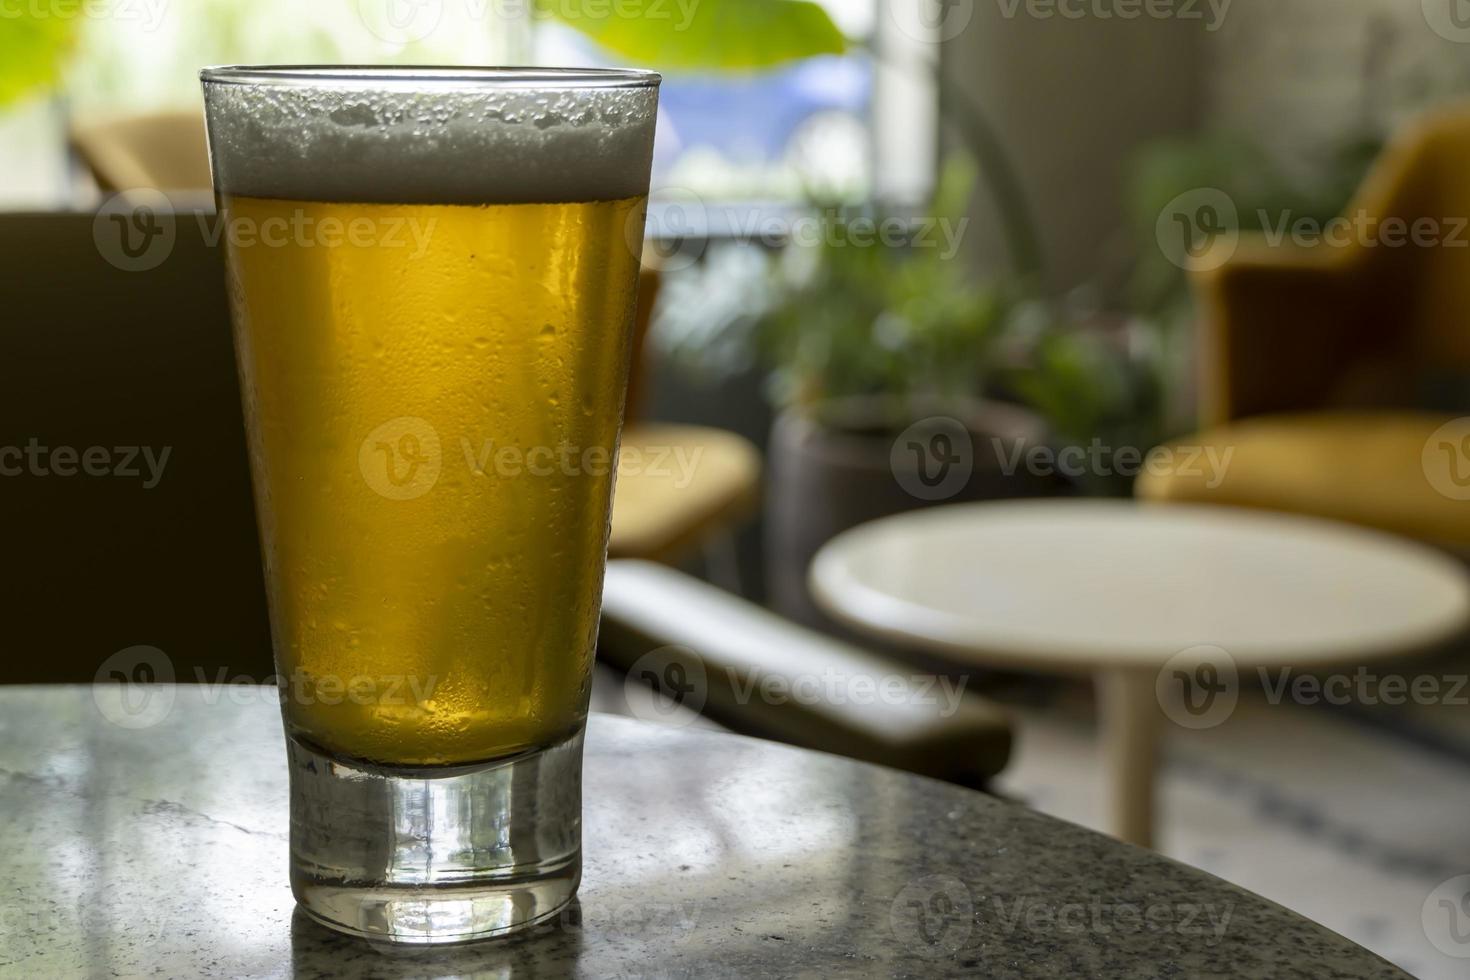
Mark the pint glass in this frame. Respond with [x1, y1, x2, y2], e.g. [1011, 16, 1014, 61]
[200, 66, 660, 943]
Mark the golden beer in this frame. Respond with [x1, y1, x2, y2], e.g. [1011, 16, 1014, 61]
[204, 66, 659, 942]
[223, 194, 644, 765]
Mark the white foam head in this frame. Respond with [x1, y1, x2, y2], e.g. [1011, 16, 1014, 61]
[201, 67, 660, 205]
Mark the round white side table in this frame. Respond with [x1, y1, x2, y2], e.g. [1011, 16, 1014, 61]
[810, 500, 1470, 847]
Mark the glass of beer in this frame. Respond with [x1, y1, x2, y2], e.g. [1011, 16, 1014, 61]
[199, 66, 659, 943]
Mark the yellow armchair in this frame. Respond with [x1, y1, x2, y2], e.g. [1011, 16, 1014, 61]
[1137, 103, 1470, 550]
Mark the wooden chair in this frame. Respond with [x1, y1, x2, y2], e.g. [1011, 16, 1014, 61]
[71, 110, 212, 193]
[613, 272, 761, 572]
[1, 203, 999, 785]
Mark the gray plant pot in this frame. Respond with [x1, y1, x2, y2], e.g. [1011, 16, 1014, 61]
[765, 397, 1060, 629]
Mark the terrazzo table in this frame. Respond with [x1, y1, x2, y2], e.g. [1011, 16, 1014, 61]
[2, 686, 1406, 978]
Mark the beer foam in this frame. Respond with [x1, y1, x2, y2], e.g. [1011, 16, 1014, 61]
[202, 68, 659, 205]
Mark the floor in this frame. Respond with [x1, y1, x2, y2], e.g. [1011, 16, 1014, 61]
[991, 675, 1470, 980]
[594, 659, 1470, 978]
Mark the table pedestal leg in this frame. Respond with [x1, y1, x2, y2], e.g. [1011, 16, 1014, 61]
[1096, 667, 1160, 849]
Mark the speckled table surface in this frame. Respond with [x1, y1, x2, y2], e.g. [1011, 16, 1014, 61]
[1, 686, 1405, 979]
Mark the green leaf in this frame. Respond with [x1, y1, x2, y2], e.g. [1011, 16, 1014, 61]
[930, 152, 977, 228]
[539, 0, 846, 71]
[0, 15, 77, 109]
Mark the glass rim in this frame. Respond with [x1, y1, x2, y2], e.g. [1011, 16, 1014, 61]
[199, 65, 662, 90]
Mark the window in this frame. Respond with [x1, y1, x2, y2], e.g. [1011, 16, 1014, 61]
[1, 0, 935, 209]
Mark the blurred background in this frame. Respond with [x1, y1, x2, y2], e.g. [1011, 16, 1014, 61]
[7, 1, 1470, 976]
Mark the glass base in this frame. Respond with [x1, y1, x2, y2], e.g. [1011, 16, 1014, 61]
[286, 725, 584, 944]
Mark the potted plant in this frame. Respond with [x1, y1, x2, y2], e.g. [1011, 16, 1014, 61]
[671, 158, 1057, 622]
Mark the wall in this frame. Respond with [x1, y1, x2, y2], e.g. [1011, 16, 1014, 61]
[942, 0, 1470, 290]
[941, 1, 1206, 291]
[1207, 0, 1470, 176]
